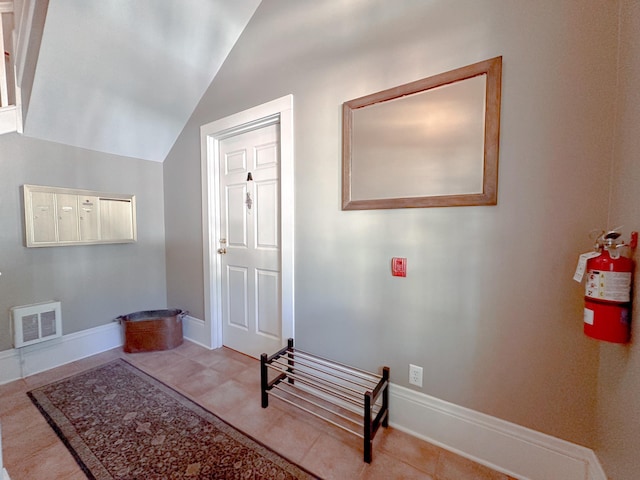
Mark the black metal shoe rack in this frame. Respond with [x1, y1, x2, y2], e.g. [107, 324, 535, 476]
[260, 338, 390, 463]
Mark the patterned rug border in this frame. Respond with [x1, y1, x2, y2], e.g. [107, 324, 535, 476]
[27, 358, 320, 480]
[28, 384, 97, 479]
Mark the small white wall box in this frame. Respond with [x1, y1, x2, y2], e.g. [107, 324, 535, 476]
[11, 301, 62, 348]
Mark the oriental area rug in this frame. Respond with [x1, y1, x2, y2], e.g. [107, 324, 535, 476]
[28, 359, 318, 480]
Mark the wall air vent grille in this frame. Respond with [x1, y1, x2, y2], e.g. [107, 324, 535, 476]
[10, 301, 62, 348]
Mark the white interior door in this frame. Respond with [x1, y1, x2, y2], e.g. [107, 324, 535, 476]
[200, 95, 294, 354]
[218, 123, 282, 357]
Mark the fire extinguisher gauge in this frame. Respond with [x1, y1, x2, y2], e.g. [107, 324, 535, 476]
[603, 231, 621, 241]
[595, 230, 625, 250]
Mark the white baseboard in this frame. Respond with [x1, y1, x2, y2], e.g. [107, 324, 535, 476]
[0, 322, 123, 385]
[0, 350, 22, 386]
[389, 384, 606, 480]
[181, 315, 210, 348]
[0, 316, 211, 386]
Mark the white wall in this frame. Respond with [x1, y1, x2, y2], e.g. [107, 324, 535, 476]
[164, 0, 618, 447]
[597, 1, 640, 478]
[0, 134, 167, 351]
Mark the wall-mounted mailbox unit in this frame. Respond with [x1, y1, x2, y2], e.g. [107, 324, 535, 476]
[23, 184, 137, 247]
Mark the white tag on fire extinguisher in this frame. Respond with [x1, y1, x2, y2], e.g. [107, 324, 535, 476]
[583, 308, 595, 325]
[573, 251, 601, 282]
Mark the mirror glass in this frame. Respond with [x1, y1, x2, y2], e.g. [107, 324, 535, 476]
[342, 57, 502, 210]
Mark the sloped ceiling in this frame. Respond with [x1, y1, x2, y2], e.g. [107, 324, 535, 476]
[21, 0, 262, 162]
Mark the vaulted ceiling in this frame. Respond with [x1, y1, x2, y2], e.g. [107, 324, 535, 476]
[21, 0, 262, 162]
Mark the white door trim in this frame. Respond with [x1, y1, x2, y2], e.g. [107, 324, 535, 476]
[200, 95, 294, 350]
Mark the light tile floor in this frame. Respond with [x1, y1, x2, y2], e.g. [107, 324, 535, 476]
[0, 341, 517, 479]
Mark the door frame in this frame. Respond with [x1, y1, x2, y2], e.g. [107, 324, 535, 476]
[200, 95, 294, 351]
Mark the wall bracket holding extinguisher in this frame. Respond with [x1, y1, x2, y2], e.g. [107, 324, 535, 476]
[574, 230, 637, 343]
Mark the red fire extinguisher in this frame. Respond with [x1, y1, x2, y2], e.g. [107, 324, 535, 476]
[576, 231, 637, 343]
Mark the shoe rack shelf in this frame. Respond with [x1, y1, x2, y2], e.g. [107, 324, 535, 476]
[260, 338, 390, 463]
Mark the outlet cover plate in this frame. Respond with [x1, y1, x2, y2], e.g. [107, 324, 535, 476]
[409, 364, 423, 387]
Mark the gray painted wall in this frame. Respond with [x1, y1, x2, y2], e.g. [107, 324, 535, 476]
[0, 133, 167, 352]
[597, 1, 640, 479]
[164, 0, 617, 448]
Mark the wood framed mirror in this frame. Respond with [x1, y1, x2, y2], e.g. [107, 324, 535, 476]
[342, 56, 502, 210]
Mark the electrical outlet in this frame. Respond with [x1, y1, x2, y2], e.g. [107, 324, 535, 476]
[409, 364, 423, 387]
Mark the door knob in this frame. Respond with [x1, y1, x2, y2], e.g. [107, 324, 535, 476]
[217, 248, 227, 255]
